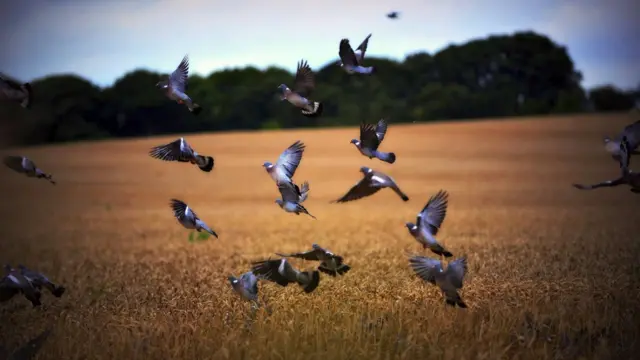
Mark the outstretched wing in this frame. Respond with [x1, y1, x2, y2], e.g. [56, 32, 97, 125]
[275, 248, 323, 261]
[338, 39, 358, 67]
[620, 136, 631, 171]
[251, 259, 290, 286]
[170, 199, 197, 219]
[417, 190, 449, 235]
[355, 34, 372, 61]
[275, 140, 305, 180]
[375, 119, 388, 143]
[169, 55, 190, 93]
[148, 138, 191, 162]
[333, 176, 379, 203]
[408, 255, 442, 285]
[359, 122, 381, 151]
[292, 60, 315, 96]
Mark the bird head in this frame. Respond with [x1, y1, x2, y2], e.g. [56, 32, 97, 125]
[263, 161, 273, 171]
[602, 136, 611, 144]
[405, 222, 418, 234]
[2, 264, 11, 273]
[277, 84, 288, 92]
[275, 199, 284, 207]
[359, 166, 371, 174]
[350, 139, 359, 146]
[155, 80, 169, 89]
[228, 276, 238, 285]
[312, 243, 320, 249]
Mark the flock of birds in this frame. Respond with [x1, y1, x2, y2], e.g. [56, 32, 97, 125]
[1, 19, 639, 354]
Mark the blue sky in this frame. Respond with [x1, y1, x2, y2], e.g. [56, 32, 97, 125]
[0, 0, 638, 90]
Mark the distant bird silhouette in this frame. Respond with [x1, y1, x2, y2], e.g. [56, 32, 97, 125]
[0, 72, 33, 109]
[3, 156, 55, 184]
[351, 119, 395, 163]
[169, 199, 219, 238]
[338, 35, 375, 75]
[263, 140, 306, 185]
[277, 243, 350, 277]
[574, 136, 640, 193]
[387, 11, 400, 19]
[148, 137, 214, 172]
[251, 258, 321, 293]
[332, 166, 409, 203]
[405, 190, 454, 257]
[408, 255, 469, 308]
[156, 55, 202, 114]
[278, 60, 323, 117]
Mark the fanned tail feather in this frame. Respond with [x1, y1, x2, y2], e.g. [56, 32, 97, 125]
[300, 102, 323, 118]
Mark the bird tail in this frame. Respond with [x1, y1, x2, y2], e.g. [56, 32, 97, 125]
[297, 204, 317, 219]
[189, 103, 202, 115]
[390, 185, 409, 202]
[300, 270, 320, 293]
[300, 101, 323, 118]
[456, 299, 468, 308]
[430, 244, 453, 258]
[376, 151, 396, 164]
[197, 156, 215, 172]
[20, 83, 33, 109]
[369, 66, 377, 75]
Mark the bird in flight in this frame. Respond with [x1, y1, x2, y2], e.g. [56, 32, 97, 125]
[148, 137, 214, 172]
[156, 55, 202, 115]
[405, 190, 454, 257]
[277, 60, 323, 117]
[332, 166, 409, 203]
[351, 119, 395, 163]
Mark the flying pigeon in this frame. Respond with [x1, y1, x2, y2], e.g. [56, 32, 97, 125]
[338, 35, 375, 75]
[276, 243, 351, 277]
[0, 73, 33, 109]
[275, 180, 316, 219]
[17, 265, 66, 298]
[405, 190, 453, 257]
[263, 140, 305, 185]
[408, 255, 468, 308]
[332, 166, 409, 203]
[251, 258, 320, 293]
[156, 55, 202, 115]
[0, 328, 52, 360]
[148, 137, 214, 172]
[228, 271, 259, 302]
[387, 11, 400, 19]
[574, 136, 640, 193]
[0, 265, 41, 307]
[603, 120, 640, 162]
[169, 199, 219, 238]
[351, 119, 395, 163]
[278, 60, 323, 118]
[3, 156, 56, 184]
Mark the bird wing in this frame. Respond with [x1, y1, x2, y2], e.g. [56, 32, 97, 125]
[355, 34, 372, 60]
[240, 271, 258, 297]
[359, 122, 381, 150]
[292, 59, 315, 96]
[375, 119, 388, 143]
[0, 73, 21, 89]
[251, 259, 290, 286]
[275, 140, 305, 180]
[338, 39, 358, 67]
[620, 120, 640, 149]
[169, 55, 190, 93]
[333, 176, 380, 203]
[275, 248, 323, 261]
[417, 190, 449, 235]
[3, 156, 27, 173]
[170, 199, 197, 219]
[298, 181, 310, 203]
[148, 138, 191, 162]
[620, 136, 631, 171]
[408, 256, 442, 285]
[278, 181, 300, 203]
[445, 257, 468, 289]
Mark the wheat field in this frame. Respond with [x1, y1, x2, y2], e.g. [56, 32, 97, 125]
[0, 113, 639, 359]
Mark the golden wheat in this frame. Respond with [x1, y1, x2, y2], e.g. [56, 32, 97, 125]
[0, 113, 639, 359]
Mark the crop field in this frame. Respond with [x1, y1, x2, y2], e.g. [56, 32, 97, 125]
[1, 113, 639, 359]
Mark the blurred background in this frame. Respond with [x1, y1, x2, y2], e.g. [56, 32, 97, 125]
[0, 0, 638, 147]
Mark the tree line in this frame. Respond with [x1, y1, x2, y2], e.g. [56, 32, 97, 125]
[0, 30, 638, 147]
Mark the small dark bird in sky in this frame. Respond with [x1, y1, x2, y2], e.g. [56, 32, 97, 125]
[387, 11, 400, 19]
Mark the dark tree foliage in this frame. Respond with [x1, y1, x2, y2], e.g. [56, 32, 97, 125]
[0, 31, 635, 147]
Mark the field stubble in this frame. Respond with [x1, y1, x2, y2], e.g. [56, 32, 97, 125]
[1, 113, 639, 359]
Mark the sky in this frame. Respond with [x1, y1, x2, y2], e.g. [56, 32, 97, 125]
[0, 0, 638, 90]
